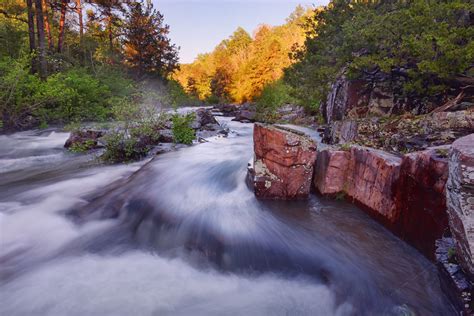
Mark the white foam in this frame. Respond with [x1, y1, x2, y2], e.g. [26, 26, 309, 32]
[0, 252, 350, 316]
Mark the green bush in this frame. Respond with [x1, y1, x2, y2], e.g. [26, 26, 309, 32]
[256, 80, 296, 122]
[0, 55, 137, 130]
[285, 0, 474, 110]
[38, 68, 112, 122]
[172, 113, 195, 144]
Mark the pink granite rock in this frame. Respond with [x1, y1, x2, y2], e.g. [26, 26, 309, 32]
[251, 124, 317, 199]
[313, 149, 350, 195]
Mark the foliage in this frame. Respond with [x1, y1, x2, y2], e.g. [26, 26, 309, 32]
[69, 139, 97, 153]
[171, 113, 195, 144]
[123, 0, 179, 78]
[255, 80, 296, 122]
[285, 0, 474, 110]
[173, 6, 312, 103]
[101, 99, 171, 163]
[0, 55, 136, 129]
[0, 0, 182, 132]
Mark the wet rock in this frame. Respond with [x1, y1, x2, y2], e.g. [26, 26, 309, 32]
[212, 104, 238, 117]
[232, 103, 256, 123]
[250, 123, 317, 199]
[315, 144, 453, 259]
[157, 129, 174, 143]
[64, 130, 104, 150]
[435, 237, 473, 314]
[447, 133, 474, 278]
[192, 108, 219, 130]
[394, 146, 450, 258]
[345, 146, 402, 224]
[314, 149, 350, 195]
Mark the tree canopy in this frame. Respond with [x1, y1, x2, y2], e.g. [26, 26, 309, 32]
[174, 6, 312, 104]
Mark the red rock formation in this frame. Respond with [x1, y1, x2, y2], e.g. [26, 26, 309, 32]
[313, 149, 350, 195]
[345, 146, 402, 225]
[395, 147, 450, 258]
[447, 134, 474, 278]
[314, 145, 451, 259]
[251, 124, 317, 199]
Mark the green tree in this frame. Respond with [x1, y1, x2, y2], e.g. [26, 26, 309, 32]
[123, 0, 179, 78]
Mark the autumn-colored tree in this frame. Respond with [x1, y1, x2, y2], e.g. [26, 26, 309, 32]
[174, 6, 310, 103]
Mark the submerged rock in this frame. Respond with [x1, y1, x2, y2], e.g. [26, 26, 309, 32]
[250, 123, 317, 199]
[447, 133, 474, 278]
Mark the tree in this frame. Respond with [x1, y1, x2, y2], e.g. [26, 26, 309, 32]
[123, 0, 179, 78]
[34, 0, 47, 79]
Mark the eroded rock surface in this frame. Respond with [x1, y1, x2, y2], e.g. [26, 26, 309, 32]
[395, 146, 450, 258]
[250, 123, 317, 199]
[313, 149, 350, 195]
[314, 144, 452, 258]
[447, 133, 474, 278]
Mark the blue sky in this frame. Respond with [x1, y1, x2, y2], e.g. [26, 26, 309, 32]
[154, 0, 330, 64]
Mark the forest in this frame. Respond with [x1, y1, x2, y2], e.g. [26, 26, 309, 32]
[1, 0, 473, 131]
[0, 0, 192, 132]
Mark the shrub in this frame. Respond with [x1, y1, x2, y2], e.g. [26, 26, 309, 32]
[172, 113, 195, 144]
[256, 80, 297, 122]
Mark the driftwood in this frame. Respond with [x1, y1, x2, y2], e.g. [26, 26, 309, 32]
[430, 91, 465, 114]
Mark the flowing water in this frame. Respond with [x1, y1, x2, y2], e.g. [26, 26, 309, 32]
[0, 118, 455, 315]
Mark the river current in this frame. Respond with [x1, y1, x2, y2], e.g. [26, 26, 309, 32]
[0, 117, 455, 315]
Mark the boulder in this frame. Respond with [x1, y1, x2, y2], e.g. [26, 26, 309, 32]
[232, 103, 256, 123]
[158, 129, 174, 143]
[250, 123, 317, 199]
[314, 149, 350, 195]
[447, 133, 474, 278]
[394, 146, 450, 258]
[190, 108, 218, 130]
[64, 130, 104, 150]
[195, 108, 218, 127]
[213, 104, 238, 117]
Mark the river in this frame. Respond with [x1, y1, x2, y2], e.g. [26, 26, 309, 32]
[0, 117, 455, 315]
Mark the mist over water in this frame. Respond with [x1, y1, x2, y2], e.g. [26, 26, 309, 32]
[0, 118, 455, 315]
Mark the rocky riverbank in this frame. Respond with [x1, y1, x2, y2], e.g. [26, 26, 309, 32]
[249, 123, 473, 313]
[63, 108, 228, 162]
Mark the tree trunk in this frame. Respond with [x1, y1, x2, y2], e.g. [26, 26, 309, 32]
[35, 0, 47, 79]
[42, 0, 53, 50]
[57, 0, 67, 53]
[76, 0, 83, 40]
[26, 0, 36, 53]
[106, 7, 113, 51]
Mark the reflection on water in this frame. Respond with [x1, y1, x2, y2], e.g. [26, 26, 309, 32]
[0, 118, 455, 315]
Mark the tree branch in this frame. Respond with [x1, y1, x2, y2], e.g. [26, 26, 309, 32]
[0, 9, 28, 23]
